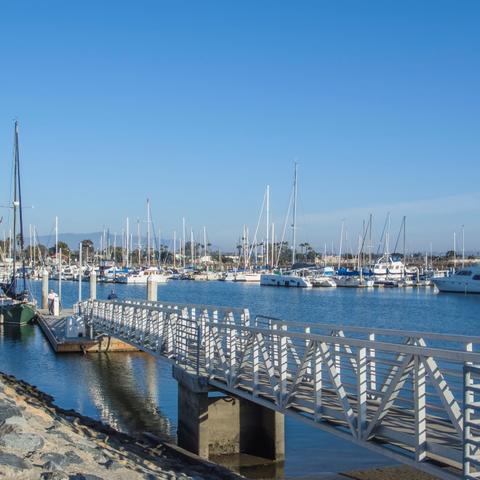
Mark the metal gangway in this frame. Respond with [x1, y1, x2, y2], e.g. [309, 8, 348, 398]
[76, 298, 480, 480]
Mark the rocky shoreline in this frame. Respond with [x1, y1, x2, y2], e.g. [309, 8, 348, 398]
[0, 371, 242, 480]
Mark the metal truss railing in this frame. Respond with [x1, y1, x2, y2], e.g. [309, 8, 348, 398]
[76, 299, 480, 479]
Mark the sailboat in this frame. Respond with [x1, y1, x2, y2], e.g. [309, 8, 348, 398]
[0, 121, 37, 324]
[261, 163, 312, 288]
[373, 215, 417, 286]
[334, 215, 374, 288]
[117, 199, 169, 284]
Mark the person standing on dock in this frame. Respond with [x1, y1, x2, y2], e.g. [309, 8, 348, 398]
[48, 289, 55, 315]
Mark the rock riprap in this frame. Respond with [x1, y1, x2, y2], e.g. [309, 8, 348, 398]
[0, 372, 242, 480]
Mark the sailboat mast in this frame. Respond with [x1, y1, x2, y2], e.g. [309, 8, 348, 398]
[137, 219, 141, 265]
[55, 216, 58, 265]
[361, 219, 365, 270]
[78, 241, 82, 302]
[126, 217, 130, 268]
[403, 216, 406, 277]
[338, 220, 344, 271]
[453, 231, 457, 271]
[182, 217, 186, 269]
[190, 229, 194, 265]
[291, 162, 298, 265]
[173, 231, 176, 268]
[245, 226, 249, 269]
[368, 213, 372, 266]
[271, 222, 275, 267]
[266, 185, 270, 267]
[15, 122, 28, 293]
[29, 225, 32, 266]
[33, 226, 37, 267]
[386, 213, 391, 256]
[11, 123, 19, 294]
[146, 199, 151, 267]
[203, 226, 207, 260]
[157, 227, 161, 266]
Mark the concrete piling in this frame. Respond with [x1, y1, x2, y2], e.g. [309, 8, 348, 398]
[147, 276, 157, 301]
[89, 270, 97, 300]
[42, 270, 49, 310]
[174, 366, 285, 461]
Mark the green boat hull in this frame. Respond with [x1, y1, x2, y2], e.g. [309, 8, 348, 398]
[0, 303, 37, 325]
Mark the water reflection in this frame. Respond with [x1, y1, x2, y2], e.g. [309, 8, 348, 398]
[211, 454, 285, 479]
[84, 352, 173, 441]
[0, 323, 35, 345]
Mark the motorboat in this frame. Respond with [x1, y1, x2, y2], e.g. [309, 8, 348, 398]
[432, 265, 480, 294]
[233, 271, 262, 283]
[260, 269, 312, 288]
[116, 267, 169, 284]
[374, 254, 410, 277]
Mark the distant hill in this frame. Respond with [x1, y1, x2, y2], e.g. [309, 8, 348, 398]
[33, 232, 104, 249]
[31, 232, 217, 251]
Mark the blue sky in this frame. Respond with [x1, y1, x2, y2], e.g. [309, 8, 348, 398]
[0, 1, 478, 252]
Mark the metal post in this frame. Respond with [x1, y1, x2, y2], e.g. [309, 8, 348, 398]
[464, 343, 474, 477]
[147, 275, 157, 301]
[41, 269, 49, 310]
[314, 343, 322, 422]
[414, 355, 426, 462]
[279, 325, 288, 405]
[368, 332, 377, 395]
[357, 347, 367, 439]
[90, 269, 97, 300]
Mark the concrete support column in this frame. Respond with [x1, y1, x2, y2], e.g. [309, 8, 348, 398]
[42, 270, 49, 310]
[147, 276, 157, 301]
[174, 367, 285, 461]
[177, 382, 209, 458]
[89, 270, 97, 300]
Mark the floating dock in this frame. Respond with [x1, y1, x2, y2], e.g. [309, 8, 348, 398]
[37, 309, 138, 353]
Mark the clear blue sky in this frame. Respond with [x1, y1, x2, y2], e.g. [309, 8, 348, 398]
[0, 1, 478, 253]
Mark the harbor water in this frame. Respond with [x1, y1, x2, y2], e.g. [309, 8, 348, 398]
[1, 280, 479, 478]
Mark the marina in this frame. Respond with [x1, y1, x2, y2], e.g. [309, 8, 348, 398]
[0, 2, 479, 479]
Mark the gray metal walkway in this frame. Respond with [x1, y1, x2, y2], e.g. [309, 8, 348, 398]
[75, 298, 480, 480]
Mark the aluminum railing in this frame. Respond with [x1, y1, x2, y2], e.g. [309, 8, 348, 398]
[76, 298, 480, 479]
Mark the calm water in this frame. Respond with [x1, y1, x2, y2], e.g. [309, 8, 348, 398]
[1, 280, 479, 479]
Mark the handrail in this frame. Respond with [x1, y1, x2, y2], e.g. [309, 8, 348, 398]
[255, 314, 480, 345]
